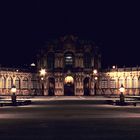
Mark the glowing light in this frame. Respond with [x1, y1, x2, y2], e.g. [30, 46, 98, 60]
[66, 56, 72, 59]
[94, 77, 98, 80]
[39, 69, 46, 76]
[41, 77, 44, 80]
[119, 84, 125, 93]
[31, 63, 36, 66]
[65, 76, 74, 84]
[112, 65, 116, 69]
[11, 85, 17, 93]
[93, 69, 98, 74]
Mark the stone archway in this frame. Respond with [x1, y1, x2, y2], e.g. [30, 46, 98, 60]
[64, 76, 74, 96]
[83, 77, 90, 96]
[48, 77, 55, 96]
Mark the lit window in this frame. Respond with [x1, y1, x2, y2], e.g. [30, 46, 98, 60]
[65, 53, 74, 67]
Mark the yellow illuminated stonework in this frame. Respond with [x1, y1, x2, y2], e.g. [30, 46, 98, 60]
[0, 68, 40, 95]
[99, 67, 140, 95]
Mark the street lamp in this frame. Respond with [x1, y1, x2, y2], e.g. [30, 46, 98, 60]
[39, 68, 46, 95]
[112, 65, 116, 69]
[119, 84, 125, 105]
[11, 85, 17, 94]
[94, 76, 98, 80]
[93, 69, 98, 75]
[93, 69, 98, 95]
[11, 85, 17, 106]
[39, 68, 46, 77]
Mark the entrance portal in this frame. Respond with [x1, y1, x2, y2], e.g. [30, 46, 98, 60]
[84, 77, 90, 96]
[64, 76, 74, 96]
[48, 77, 55, 96]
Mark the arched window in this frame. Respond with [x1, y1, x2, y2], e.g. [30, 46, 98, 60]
[126, 77, 131, 88]
[31, 78, 38, 89]
[47, 52, 54, 69]
[110, 78, 116, 88]
[118, 77, 124, 88]
[64, 52, 74, 68]
[84, 52, 91, 68]
[1, 77, 6, 89]
[22, 77, 28, 89]
[7, 77, 13, 89]
[0, 77, 2, 88]
[138, 77, 140, 88]
[100, 77, 108, 88]
[132, 77, 138, 88]
[15, 77, 20, 89]
[0, 77, 4, 89]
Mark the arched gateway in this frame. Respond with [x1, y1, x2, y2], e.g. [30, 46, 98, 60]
[64, 76, 74, 96]
[48, 77, 55, 96]
[84, 77, 90, 96]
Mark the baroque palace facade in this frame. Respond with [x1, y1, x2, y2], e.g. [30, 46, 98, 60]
[37, 35, 101, 96]
[0, 35, 140, 96]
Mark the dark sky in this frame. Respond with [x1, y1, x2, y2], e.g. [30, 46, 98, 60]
[0, 1, 140, 68]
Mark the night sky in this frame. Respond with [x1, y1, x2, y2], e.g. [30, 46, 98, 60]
[0, 1, 140, 69]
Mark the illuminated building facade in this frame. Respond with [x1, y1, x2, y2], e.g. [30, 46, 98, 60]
[99, 67, 140, 95]
[37, 35, 101, 96]
[0, 68, 40, 95]
[0, 36, 140, 96]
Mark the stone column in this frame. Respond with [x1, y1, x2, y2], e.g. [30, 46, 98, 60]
[91, 57, 94, 67]
[75, 76, 83, 96]
[60, 58, 63, 68]
[90, 78, 95, 95]
[75, 57, 78, 67]
[44, 79, 48, 96]
[81, 57, 83, 67]
[55, 57, 58, 68]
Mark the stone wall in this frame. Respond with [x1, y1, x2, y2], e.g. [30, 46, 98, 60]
[99, 67, 140, 95]
[0, 68, 40, 95]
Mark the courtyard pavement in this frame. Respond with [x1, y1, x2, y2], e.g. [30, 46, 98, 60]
[0, 96, 140, 139]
